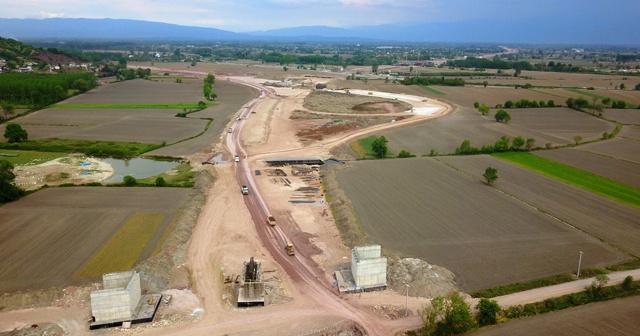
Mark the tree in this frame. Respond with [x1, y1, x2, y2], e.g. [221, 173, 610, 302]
[420, 292, 477, 336]
[494, 135, 510, 151]
[459, 139, 472, 154]
[574, 135, 583, 145]
[620, 83, 625, 90]
[283, 66, 288, 71]
[371, 136, 389, 158]
[504, 100, 514, 108]
[4, 123, 28, 143]
[476, 298, 500, 326]
[0, 160, 25, 203]
[482, 81, 488, 88]
[73, 78, 90, 93]
[204, 73, 215, 85]
[479, 104, 490, 116]
[123, 175, 138, 186]
[494, 109, 511, 123]
[483, 167, 498, 185]
[398, 150, 414, 158]
[371, 62, 379, 74]
[525, 138, 536, 151]
[155, 176, 167, 187]
[1, 101, 15, 119]
[473, 101, 480, 109]
[635, 83, 640, 91]
[622, 275, 634, 291]
[512, 136, 525, 150]
[601, 97, 611, 106]
[203, 83, 212, 100]
[547, 100, 556, 107]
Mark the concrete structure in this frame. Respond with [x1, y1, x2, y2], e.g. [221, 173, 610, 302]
[264, 157, 324, 166]
[335, 245, 387, 294]
[237, 257, 265, 307]
[90, 271, 161, 330]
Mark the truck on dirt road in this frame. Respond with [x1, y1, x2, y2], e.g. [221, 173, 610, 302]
[241, 185, 249, 195]
[267, 216, 276, 226]
[285, 243, 295, 256]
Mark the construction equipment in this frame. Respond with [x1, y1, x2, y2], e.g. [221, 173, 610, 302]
[267, 216, 276, 226]
[285, 243, 295, 256]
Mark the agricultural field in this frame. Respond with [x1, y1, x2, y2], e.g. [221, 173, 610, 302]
[426, 86, 561, 109]
[576, 137, 640, 164]
[0, 187, 193, 293]
[605, 109, 640, 125]
[378, 106, 612, 155]
[472, 70, 633, 89]
[60, 78, 204, 104]
[620, 125, 640, 140]
[335, 158, 629, 291]
[438, 155, 640, 256]
[471, 296, 640, 336]
[535, 148, 640, 188]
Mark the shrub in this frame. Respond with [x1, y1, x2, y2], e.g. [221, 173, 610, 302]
[123, 175, 138, 186]
[155, 176, 167, 187]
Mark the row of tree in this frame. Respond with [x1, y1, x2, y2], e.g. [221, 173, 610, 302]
[446, 57, 534, 71]
[0, 73, 97, 109]
[401, 76, 466, 87]
[456, 136, 535, 155]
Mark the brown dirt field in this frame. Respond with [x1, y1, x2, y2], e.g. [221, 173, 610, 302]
[147, 79, 257, 157]
[470, 296, 640, 336]
[620, 125, 640, 140]
[335, 158, 628, 291]
[535, 147, 640, 188]
[303, 90, 412, 114]
[61, 78, 203, 104]
[428, 86, 561, 109]
[577, 137, 640, 164]
[0, 187, 193, 293]
[13, 108, 207, 144]
[371, 107, 613, 156]
[477, 70, 633, 89]
[438, 155, 640, 257]
[604, 109, 640, 125]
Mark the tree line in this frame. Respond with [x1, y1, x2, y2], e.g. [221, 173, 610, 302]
[401, 76, 465, 86]
[446, 57, 534, 71]
[0, 73, 97, 110]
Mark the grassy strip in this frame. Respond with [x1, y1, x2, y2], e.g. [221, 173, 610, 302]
[419, 85, 445, 95]
[566, 88, 638, 108]
[528, 88, 568, 99]
[501, 279, 640, 320]
[73, 212, 164, 280]
[137, 162, 196, 188]
[52, 103, 214, 109]
[357, 135, 395, 158]
[492, 152, 640, 208]
[472, 274, 575, 298]
[0, 150, 67, 166]
[0, 139, 161, 159]
[151, 208, 183, 256]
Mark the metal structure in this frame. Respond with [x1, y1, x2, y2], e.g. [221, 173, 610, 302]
[237, 257, 265, 307]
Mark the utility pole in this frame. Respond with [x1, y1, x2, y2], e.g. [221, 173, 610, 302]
[576, 251, 584, 279]
[404, 282, 410, 317]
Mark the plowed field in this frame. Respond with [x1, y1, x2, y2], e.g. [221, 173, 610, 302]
[0, 187, 192, 293]
[336, 158, 629, 291]
[577, 137, 640, 164]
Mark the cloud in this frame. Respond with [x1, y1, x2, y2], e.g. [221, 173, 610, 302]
[39, 11, 65, 18]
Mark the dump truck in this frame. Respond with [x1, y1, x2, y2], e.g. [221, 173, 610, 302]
[267, 216, 276, 226]
[285, 243, 295, 256]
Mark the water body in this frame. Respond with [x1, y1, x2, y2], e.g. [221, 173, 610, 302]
[103, 158, 180, 183]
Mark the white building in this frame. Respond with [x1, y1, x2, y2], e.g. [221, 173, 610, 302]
[351, 245, 387, 289]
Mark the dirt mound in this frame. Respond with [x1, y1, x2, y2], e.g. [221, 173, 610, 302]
[351, 101, 407, 113]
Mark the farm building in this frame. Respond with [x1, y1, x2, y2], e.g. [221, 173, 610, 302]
[351, 245, 387, 289]
[89, 271, 161, 330]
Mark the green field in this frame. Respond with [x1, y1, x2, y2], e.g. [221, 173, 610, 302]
[493, 152, 640, 208]
[73, 212, 164, 280]
[0, 149, 66, 166]
[420, 85, 445, 95]
[566, 88, 638, 108]
[356, 135, 395, 158]
[52, 102, 215, 109]
[0, 139, 161, 158]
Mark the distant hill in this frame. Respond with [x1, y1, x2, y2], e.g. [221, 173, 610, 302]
[0, 37, 79, 68]
[0, 17, 637, 45]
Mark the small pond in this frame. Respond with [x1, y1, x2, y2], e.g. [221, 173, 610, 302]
[103, 158, 180, 183]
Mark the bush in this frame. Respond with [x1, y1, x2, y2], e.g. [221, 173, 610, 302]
[123, 175, 138, 186]
[155, 176, 167, 187]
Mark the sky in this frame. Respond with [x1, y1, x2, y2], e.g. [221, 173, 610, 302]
[0, 0, 638, 33]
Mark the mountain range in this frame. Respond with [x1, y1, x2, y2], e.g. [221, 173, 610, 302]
[0, 18, 637, 45]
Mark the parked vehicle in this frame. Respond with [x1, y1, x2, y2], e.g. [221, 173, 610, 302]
[228, 127, 233, 133]
[234, 155, 240, 162]
[241, 185, 249, 195]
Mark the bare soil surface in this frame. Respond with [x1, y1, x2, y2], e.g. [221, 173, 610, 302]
[335, 157, 629, 291]
[13, 155, 114, 190]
